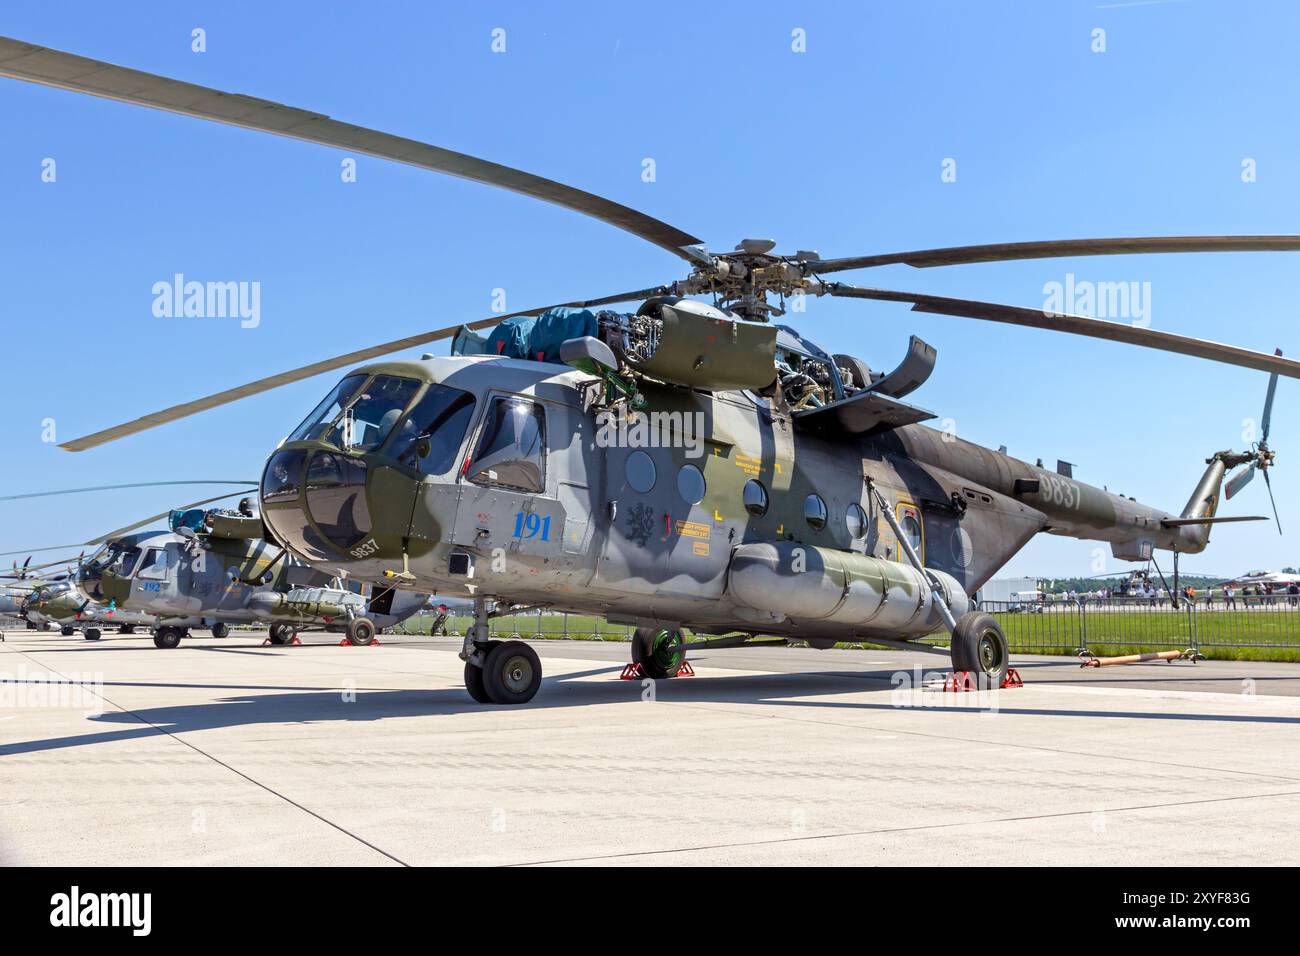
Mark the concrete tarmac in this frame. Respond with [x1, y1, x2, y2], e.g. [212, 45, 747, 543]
[3, 629, 1299, 866]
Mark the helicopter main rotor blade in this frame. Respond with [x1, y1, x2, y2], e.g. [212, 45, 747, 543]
[0, 490, 254, 557]
[1261, 348, 1281, 444]
[0, 480, 256, 502]
[807, 236, 1300, 274]
[59, 286, 669, 452]
[0, 37, 704, 261]
[822, 283, 1300, 381]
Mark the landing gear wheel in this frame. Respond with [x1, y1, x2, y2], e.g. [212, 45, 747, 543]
[60, 625, 75, 636]
[211, 622, 229, 639]
[631, 627, 686, 679]
[267, 623, 296, 645]
[153, 626, 184, 649]
[950, 612, 1009, 687]
[482, 640, 542, 705]
[117, 625, 135, 635]
[463, 640, 502, 704]
[84, 628, 101, 641]
[346, 617, 376, 646]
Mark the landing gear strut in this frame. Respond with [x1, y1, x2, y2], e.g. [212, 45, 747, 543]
[460, 598, 543, 705]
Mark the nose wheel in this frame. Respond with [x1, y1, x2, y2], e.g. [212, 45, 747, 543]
[477, 640, 542, 705]
[153, 626, 186, 649]
[460, 599, 543, 704]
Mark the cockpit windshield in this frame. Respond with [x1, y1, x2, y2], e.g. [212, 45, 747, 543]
[329, 375, 423, 452]
[288, 373, 368, 443]
[388, 384, 476, 474]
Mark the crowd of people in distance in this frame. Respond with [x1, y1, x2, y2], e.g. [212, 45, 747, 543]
[1044, 581, 1300, 609]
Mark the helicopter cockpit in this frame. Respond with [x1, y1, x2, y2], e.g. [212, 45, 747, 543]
[263, 366, 487, 562]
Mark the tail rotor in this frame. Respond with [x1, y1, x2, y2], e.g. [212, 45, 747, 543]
[1225, 348, 1283, 533]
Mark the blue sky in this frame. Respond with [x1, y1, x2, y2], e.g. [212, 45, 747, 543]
[1, 0, 1297, 580]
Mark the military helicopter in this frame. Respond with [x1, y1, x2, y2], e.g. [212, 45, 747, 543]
[3, 483, 429, 647]
[3, 35, 1296, 703]
[76, 504, 429, 648]
[17, 579, 157, 640]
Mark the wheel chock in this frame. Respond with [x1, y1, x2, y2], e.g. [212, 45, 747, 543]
[261, 636, 302, 646]
[339, 637, 381, 647]
[943, 671, 976, 692]
[943, 669, 1022, 691]
[619, 660, 695, 680]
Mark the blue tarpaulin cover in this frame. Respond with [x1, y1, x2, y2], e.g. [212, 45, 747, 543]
[482, 308, 599, 363]
[169, 509, 206, 533]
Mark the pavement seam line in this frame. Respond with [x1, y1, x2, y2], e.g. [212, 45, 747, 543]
[512, 787, 1300, 866]
[5, 644, 410, 867]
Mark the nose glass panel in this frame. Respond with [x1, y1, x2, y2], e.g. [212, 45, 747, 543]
[305, 452, 372, 550]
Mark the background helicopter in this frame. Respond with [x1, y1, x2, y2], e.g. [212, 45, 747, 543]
[1, 35, 1295, 702]
[17, 578, 157, 640]
[3, 481, 429, 646]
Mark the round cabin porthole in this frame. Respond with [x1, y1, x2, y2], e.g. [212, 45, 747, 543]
[676, 464, 706, 505]
[804, 494, 828, 530]
[626, 450, 656, 493]
[845, 502, 868, 539]
[743, 479, 768, 516]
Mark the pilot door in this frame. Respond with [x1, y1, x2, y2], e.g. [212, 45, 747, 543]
[447, 392, 564, 561]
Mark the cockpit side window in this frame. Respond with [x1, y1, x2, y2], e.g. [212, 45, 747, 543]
[466, 396, 546, 493]
[136, 548, 170, 581]
[108, 546, 142, 578]
[388, 384, 477, 474]
[288, 373, 368, 443]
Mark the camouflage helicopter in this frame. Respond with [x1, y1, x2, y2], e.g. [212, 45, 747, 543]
[17, 579, 157, 640]
[3, 484, 429, 647]
[3, 36, 1296, 703]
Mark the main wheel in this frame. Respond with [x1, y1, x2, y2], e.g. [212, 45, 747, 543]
[463, 640, 502, 703]
[631, 627, 685, 679]
[153, 627, 183, 649]
[84, 628, 102, 641]
[211, 622, 230, 639]
[60, 625, 75, 636]
[950, 612, 1009, 686]
[267, 623, 293, 645]
[346, 617, 376, 646]
[482, 640, 542, 705]
[117, 625, 135, 635]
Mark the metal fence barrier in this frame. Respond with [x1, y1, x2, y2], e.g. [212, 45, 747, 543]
[387, 599, 1300, 659]
[971, 598, 1300, 655]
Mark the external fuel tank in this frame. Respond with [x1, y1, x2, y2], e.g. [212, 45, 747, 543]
[728, 542, 970, 637]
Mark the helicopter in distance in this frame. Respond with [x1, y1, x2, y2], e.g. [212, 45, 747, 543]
[1, 35, 1295, 703]
[2, 483, 429, 647]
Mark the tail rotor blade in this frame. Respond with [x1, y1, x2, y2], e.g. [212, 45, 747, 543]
[1263, 469, 1282, 534]
[1225, 465, 1256, 499]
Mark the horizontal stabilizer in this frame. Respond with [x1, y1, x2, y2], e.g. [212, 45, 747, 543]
[1160, 515, 1268, 527]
